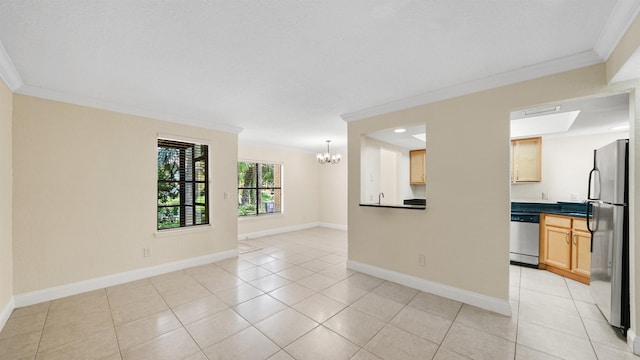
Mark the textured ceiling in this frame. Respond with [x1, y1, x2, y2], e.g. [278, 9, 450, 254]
[0, 1, 638, 153]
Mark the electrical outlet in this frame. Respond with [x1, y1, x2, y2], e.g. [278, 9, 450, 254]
[570, 193, 578, 201]
[417, 254, 425, 266]
[144, 248, 152, 257]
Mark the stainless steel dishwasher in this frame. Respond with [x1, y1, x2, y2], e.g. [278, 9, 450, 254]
[510, 212, 540, 267]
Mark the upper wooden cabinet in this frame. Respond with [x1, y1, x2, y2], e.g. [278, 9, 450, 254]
[409, 149, 426, 185]
[511, 137, 541, 183]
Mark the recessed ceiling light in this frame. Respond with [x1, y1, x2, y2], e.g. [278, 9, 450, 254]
[394, 128, 406, 133]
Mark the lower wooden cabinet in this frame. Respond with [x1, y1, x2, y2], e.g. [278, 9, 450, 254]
[544, 224, 571, 270]
[540, 214, 590, 284]
[571, 220, 591, 278]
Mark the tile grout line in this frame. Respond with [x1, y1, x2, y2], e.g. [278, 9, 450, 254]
[432, 298, 466, 360]
[263, 247, 365, 358]
[31, 300, 52, 358]
[512, 266, 522, 360]
[519, 267, 619, 359]
[346, 278, 392, 358]
[150, 272, 208, 360]
[564, 277, 600, 359]
[233, 243, 326, 357]
[183, 260, 266, 358]
[241, 243, 353, 359]
[274, 249, 355, 357]
[104, 287, 125, 360]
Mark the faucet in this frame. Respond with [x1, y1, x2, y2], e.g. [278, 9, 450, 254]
[378, 192, 384, 205]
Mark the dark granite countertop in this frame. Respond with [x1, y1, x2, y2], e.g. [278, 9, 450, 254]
[511, 201, 588, 218]
[359, 203, 426, 210]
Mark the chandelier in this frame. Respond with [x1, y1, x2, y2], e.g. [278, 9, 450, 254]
[317, 140, 341, 165]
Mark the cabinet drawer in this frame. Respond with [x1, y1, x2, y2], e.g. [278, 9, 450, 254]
[545, 215, 571, 228]
[573, 219, 588, 232]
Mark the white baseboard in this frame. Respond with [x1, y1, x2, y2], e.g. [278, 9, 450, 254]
[14, 249, 238, 308]
[0, 296, 15, 333]
[347, 260, 512, 316]
[318, 222, 348, 231]
[238, 222, 347, 240]
[627, 328, 640, 355]
[238, 222, 320, 240]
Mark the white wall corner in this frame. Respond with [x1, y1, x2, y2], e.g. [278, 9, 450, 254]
[347, 260, 512, 317]
[238, 222, 321, 240]
[0, 40, 23, 91]
[13, 249, 238, 308]
[0, 296, 16, 333]
[628, 328, 640, 355]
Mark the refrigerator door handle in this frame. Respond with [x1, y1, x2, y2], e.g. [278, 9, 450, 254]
[588, 168, 600, 200]
[586, 201, 601, 252]
[588, 149, 600, 200]
[586, 201, 594, 251]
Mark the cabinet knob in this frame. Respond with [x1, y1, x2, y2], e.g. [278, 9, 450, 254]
[565, 231, 571, 243]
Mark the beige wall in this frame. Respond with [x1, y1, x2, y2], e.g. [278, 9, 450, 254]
[12, 95, 238, 294]
[511, 131, 628, 202]
[0, 80, 13, 313]
[238, 145, 321, 237]
[348, 64, 638, 307]
[319, 154, 348, 228]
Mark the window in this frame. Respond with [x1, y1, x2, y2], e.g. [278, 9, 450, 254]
[237, 161, 282, 217]
[157, 139, 209, 230]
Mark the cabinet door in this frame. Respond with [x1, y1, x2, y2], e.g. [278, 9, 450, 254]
[512, 137, 541, 182]
[544, 225, 571, 270]
[410, 149, 426, 184]
[571, 229, 591, 277]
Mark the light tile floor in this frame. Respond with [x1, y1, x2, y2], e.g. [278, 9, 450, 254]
[0, 227, 637, 359]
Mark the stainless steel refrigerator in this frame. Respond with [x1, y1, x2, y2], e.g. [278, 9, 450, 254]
[587, 139, 629, 333]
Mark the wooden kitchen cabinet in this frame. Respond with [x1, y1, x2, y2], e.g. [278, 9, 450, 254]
[571, 219, 591, 278]
[544, 224, 572, 270]
[511, 137, 541, 183]
[540, 214, 590, 284]
[410, 149, 426, 185]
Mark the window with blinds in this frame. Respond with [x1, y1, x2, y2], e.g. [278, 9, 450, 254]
[157, 139, 209, 230]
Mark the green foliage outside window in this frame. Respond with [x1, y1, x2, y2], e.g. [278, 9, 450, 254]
[238, 161, 281, 217]
[157, 139, 208, 229]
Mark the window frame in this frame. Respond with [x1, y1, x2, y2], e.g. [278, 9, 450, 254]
[157, 137, 210, 230]
[237, 160, 283, 217]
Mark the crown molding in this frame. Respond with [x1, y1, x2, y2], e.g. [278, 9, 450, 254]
[0, 40, 23, 91]
[16, 85, 244, 134]
[341, 50, 603, 123]
[593, 0, 640, 60]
